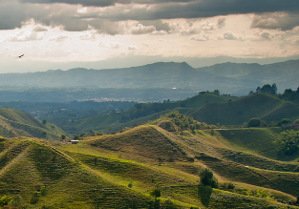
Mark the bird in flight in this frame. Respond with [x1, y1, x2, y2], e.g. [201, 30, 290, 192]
[18, 54, 24, 59]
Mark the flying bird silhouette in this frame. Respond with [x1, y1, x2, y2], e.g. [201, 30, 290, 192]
[18, 54, 24, 59]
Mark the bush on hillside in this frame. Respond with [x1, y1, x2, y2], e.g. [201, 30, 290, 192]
[0, 195, 11, 207]
[247, 118, 263, 127]
[221, 182, 235, 190]
[198, 185, 213, 207]
[277, 130, 299, 156]
[150, 188, 161, 199]
[277, 118, 292, 128]
[199, 169, 218, 188]
[167, 111, 215, 131]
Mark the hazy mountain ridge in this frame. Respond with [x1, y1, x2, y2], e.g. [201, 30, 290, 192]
[0, 59, 299, 95]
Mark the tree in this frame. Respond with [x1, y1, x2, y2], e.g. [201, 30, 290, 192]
[148, 188, 161, 209]
[277, 130, 299, 156]
[277, 118, 292, 127]
[199, 169, 218, 188]
[198, 185, 212, 207]
[213, 90, 220, 95]
[256, 84, 277, 95]
[247, 118, 262, 127]
[150, 189, 161, 199]
[198, 169, 217, 207]
[271, 83, 277, 95]
[128, 182, 133, 188]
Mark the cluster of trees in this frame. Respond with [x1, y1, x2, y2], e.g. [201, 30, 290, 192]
[254, 83, 299, 102]
[168, 112, 208, 133]
[277, 130, 299, 156]
[247, 117, 299, 129]
[256, 84, 277, 95]
[277, 118, 299, 129]
[281, 87, 299, 102]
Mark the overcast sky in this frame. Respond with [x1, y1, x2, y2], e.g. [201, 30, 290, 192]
[1, 0, 299, 72]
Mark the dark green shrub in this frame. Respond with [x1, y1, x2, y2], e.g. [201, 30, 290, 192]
[150, 188, 161, 199]
[128, 182, 133, 188]
[247, 118, 262, 127]
[198, 185, 212, 207]
[222, 182, 235, 190]
[199, 169, 218, 188]
[277, 130, 299, 156]
[0, 195, 11, 207]
[277, 119, 292, 127]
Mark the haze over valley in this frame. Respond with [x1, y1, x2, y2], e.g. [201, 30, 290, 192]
[1, 0, 299, 208]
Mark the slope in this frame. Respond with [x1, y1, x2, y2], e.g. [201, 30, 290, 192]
[0, 138, 151, 209]
[0, 108, 65, 140]
[81, 114, 299, 208]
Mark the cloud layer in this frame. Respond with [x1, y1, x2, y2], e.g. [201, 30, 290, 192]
[1, 0, 299, 33]
[1, 0, 299, 72]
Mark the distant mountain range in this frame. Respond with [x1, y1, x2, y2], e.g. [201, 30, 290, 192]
[1, 59, 299, 95]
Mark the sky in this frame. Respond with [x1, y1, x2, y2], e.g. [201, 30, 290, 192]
[1, 0, 299, 72]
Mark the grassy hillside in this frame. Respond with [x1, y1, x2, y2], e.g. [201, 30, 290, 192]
[0, 108, 65, 140]
[1, 113, 299, 208]
[190, 94, 284, 125]
[41, 92, 299, 136]
[0, 139, 151, 209]
[80, 115, 299, 208]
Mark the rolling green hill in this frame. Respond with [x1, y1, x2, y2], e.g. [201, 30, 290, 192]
[189, 93, 299, 125]
[11, 90, 299, 136]
[1, 109, 299, 208]
[0, 108, 65, 140]
[88, 92, 299, 134]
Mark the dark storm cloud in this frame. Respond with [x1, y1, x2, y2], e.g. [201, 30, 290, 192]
[22, 0, 299, 18]
[22, 0, 194, 7]
[252, 12, 299, 31]
[1, 0, 299, 32]
[109, 0, 299, 20]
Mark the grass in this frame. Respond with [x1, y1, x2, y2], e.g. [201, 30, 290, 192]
[217, 128, 283, 159]
[0, 108, 66, 140]
[190, 94, 284, 125]
[1, 120, 299, 208]
[87, 125, 189, 162]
